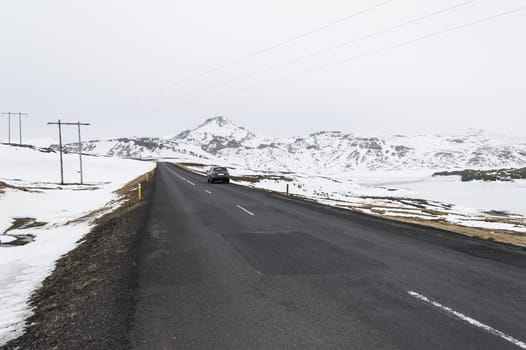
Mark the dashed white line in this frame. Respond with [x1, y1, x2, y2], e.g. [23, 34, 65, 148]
[165, 167, 198, 187]
[204, 190, 212, 194]
[408, 291, 526, 349]
[236, 205, 255, 216]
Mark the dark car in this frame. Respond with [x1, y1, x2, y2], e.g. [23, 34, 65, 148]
[207, 166, 230, 184]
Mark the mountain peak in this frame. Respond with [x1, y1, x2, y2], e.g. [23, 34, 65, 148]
[174, 116, 256, 154]
[181, 116, 251, 136]
[201, 116, 232, 127]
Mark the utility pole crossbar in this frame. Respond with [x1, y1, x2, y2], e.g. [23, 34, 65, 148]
[47, 120, 91, 185]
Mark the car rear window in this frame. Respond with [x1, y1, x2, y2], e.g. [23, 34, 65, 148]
[214, 167, 228, 172]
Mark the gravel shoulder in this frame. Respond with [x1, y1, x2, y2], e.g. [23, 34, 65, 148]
[1, 170, 155, 350]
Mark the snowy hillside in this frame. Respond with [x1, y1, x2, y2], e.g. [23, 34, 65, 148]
[59, 116, 526, 173]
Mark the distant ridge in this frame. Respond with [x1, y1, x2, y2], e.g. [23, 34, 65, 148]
[57, 117, 526, 173]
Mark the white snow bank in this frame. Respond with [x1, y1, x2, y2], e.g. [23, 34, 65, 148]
[0, 144, 155, 345]
[353, 174, 526, 217]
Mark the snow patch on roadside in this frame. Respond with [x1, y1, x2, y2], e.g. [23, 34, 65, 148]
[0, 144, 155, 345]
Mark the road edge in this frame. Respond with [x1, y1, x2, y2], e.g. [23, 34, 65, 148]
[173, 162, 526, 252]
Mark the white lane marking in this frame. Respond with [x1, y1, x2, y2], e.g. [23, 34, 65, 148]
[256, 270, 262, 276]
[204, 190, 212, 194]
[408, 291, 526, 349]
[164, 166, 205, 187]
[164, 167, 185, 180]
[236, 205, 255, 216]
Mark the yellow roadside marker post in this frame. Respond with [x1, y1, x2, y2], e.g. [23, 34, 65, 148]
[138, 183, 142, 200]
[286, 183, 289, 196]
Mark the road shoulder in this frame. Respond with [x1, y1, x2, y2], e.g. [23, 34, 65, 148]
[1, 171, 155, 350]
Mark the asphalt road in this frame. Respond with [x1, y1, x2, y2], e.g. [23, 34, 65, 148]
[130, 162, 526, 349]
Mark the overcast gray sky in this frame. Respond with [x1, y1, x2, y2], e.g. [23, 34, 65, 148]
[1, 0, 525, 143]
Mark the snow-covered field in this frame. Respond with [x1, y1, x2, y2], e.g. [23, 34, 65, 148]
[0, 144, 155, 345]
[353, 173, 526, 217]
[178, 162, 526, 240]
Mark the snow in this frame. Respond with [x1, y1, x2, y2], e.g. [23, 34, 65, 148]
[356, 175, 526, 216]
[0, 144, 155, 345]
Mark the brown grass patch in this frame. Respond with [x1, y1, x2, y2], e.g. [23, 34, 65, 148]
[114, 169, 156, 197]
[0, 180, 34, 193]
[230, 174, 294, 184]
[67, 168, 156, 225]
[4, 217, 47, 233]
[361, 211, 526, 247]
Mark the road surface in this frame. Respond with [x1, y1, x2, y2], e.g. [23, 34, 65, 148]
[130, 162, 526, 349]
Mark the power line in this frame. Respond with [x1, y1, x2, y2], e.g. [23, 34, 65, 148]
[90, 0, 393, 115]
[168, 5, 526, 109]
[137, 0, 478, 110]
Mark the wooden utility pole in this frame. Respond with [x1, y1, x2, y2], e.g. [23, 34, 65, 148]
[48, 120, 90, 185]
[2, 112, 28, 144]
[2, 112, 14, 144]
[16, 112, 28, 145]
[77, 122, 84, 184]
[48, 120, 64, 184]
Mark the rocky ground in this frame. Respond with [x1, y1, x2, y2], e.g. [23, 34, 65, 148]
[433, 167, 526, 181]
[1, 171, 154, 350]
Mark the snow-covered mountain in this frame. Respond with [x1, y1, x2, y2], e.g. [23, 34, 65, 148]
[176, 116, 256, 154]
[59, 116, 526, 173]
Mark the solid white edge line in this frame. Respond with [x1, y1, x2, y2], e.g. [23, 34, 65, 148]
[236, 204, 255, 216]
[408, 291, 526, 349]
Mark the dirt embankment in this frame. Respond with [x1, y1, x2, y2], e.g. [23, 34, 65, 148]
[2, 168, 156, 350]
